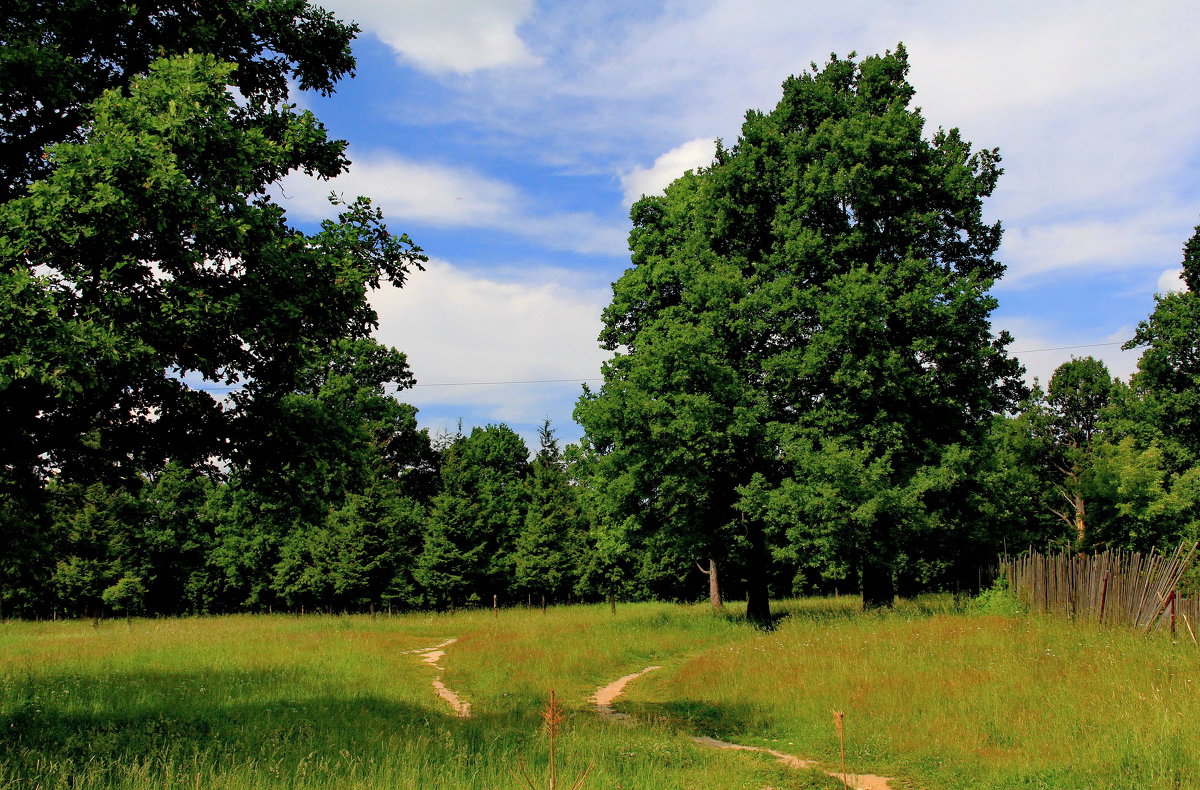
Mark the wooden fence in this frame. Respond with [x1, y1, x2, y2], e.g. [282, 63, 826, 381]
[1002, 542, 1198, 636]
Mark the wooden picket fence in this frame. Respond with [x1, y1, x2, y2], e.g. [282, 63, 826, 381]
[1002, 542, 1198, 636]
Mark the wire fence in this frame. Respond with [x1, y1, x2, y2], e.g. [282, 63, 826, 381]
[1002, 542, 1198, 637]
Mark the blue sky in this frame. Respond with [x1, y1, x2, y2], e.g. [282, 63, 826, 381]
[277, 0, 1200, 450]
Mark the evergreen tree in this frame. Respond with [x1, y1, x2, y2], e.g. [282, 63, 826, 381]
[513, 421, 586, 604]
[416, 425, 530, 609]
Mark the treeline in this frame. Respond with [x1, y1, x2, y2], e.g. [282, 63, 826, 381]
[15, 418, 594, 618]
[13, 318, 1200, 619]
[3, 7, 1198, 619]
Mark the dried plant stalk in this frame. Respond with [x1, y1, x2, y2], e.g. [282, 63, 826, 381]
[832, 709, 848, 788]
[512, 690, 593, 790]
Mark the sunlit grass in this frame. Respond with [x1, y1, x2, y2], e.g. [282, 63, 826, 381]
[4, 598, 1193, 789]
[625, 598, 1200, 790]
[0, 607, 836, 789]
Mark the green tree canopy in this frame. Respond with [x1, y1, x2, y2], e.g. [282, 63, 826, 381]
[1127, 220, 1200, 466]
[578, 46, 1022, 615]
[513, 421, 586, 602]
[0, 3, 424, 617]
[416, 425, 530, 609]
[1, 54, 422, 490]
[0, 0, 356, 201]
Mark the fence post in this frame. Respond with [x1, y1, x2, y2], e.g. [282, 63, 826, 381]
[1171, 590, 1177, 638]
[1098, 570, 1110, 625]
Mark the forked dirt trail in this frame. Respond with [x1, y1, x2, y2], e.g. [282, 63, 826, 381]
[591, 667, 899, 790]
[411, 638, 471, 717]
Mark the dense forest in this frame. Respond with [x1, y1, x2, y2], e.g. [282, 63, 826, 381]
[2, 3, 1197, 621]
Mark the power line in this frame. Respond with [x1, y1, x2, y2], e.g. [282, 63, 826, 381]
[1011, 341, 1140, 354]
[412, 377, 603, 388]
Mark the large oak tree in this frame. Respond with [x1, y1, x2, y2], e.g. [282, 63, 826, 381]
[577, 46, 1022, 617]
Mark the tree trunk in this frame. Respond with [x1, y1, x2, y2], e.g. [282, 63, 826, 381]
[1073, 491, 1086, 547]
[697, 558, 723, 611]
[861, 553, 895, 609]
[744, 522, 772, 626]
[861, 512, 896, 609]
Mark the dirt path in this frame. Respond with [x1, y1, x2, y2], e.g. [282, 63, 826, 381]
[411, 638, 471, 718]
[590, 665, 662, 720]
[591, 668, 899, 790]
[691, 735, 896, 790]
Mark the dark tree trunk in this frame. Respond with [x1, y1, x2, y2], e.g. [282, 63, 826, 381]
[744, 521, 772, 626]
[861, 512, 897, 609]
[861, 553, 895, 609]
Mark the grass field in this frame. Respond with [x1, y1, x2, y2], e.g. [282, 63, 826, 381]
[1, 598, 1197, 789]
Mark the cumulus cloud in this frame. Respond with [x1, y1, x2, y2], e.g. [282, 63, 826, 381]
[278, 149, 626, 256]
[319, 0, 539, 74]
[997, 207, 1198, 285]
[1157, 268, 1186, 294]
[279, 1, 1200, 435]
[620, 137, 715, 205]
[370, 259, 610, 438]
[444, 0, 1200, 271]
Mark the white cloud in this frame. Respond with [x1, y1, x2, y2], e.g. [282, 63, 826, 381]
[370, 258, 610, 430]
[278, 149, 626, 256]
[1002, 317, 1141, 387]
[620, 137, 715, 205]
[320, 0, 539, 74]
[1157, 268, 1186, 294]
[998, 208, 1198, 285]
[280, 153, 516, 226]
[287, 1, 1200, 437]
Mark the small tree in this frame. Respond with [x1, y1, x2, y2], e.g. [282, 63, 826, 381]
[102, 575, 147, 618]
[1041, 357, 1118, 546]
[415, 425, 529, 608]
[513, 421, 586, 604]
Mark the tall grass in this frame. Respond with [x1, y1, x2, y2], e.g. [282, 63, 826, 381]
[5, 599, 1193, 789]
[622, 597, 1200, 790]
[0, 606, 836, 789]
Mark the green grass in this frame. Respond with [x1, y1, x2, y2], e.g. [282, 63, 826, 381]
[2, 599, 1196, 789]
[0, 607, 835, 789]
[624, 597, 1200, 790]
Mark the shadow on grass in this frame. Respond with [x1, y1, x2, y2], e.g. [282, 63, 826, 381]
[0, 667, 524, 785]
[619, 697, 768, 740]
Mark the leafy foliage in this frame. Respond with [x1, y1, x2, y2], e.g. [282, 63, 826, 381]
[578, 46, 1022, 613]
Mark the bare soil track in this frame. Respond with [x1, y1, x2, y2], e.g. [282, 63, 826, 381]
[406, 640, 902, 789]
[411, 638, 471, 718]
[590, 666, 900, 790]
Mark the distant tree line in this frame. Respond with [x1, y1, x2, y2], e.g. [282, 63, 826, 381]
[2, 8, 1197, 619]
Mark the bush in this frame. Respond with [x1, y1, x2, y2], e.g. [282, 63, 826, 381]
[101, 575, 147, 616]
[971, 576, 1025, 616]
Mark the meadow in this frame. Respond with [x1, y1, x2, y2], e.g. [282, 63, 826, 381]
[1, 598, 1196, 790]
